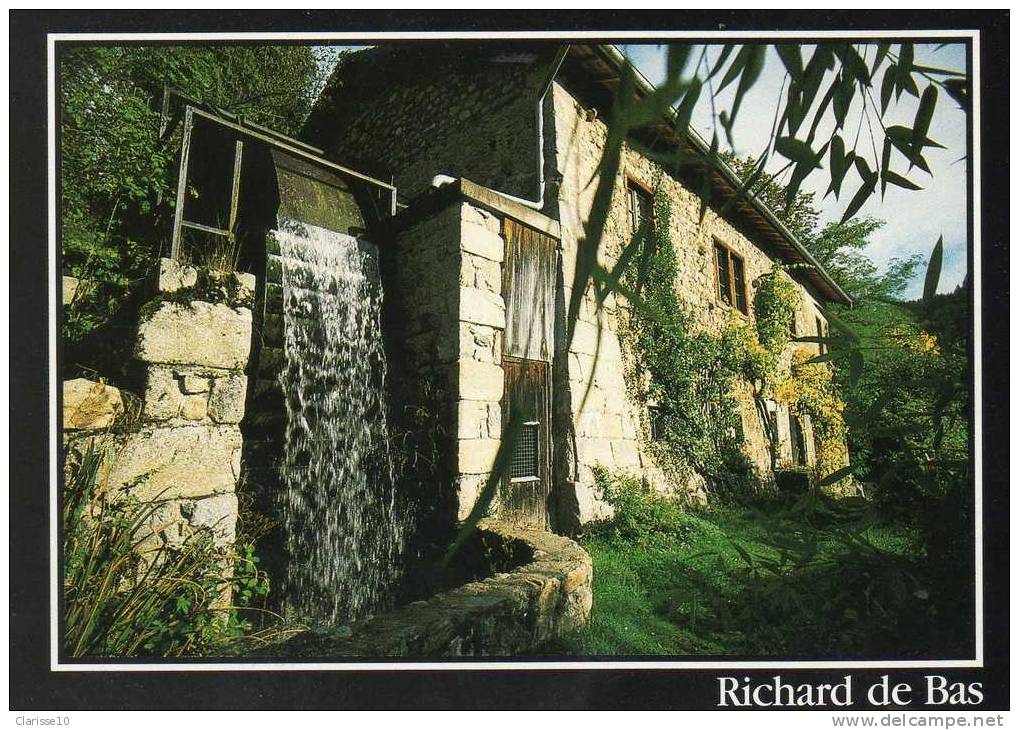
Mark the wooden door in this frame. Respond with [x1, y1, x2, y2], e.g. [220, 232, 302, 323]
[500, 218, 556, 529]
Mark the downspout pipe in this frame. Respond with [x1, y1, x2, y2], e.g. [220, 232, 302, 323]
[431, 45, 570, 211]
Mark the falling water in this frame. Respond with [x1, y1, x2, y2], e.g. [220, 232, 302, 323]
[274, 219, 406, 625]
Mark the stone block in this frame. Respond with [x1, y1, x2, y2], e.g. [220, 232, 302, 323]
[459, 287, 505, 329]
[456, 360, 504, 402]
[63, 378, 124, 431]
[234, 271, 256, 307]
[135, 301, 252, 369]
[458, 323, 500, 364]
[106, 425, 242, 502]
[157, 257, 198, 294]
[181, 395, 208, 421]
[460, 225, 504, 263]
[461, 254, 502, 294]
[62, 275, 79, 306]
[457, 438, 501, 475]
[180, 374, 210, 394]
[142, 366, 183, 421]
[461, 202, 502, 235]
[457, 400, 501, 439]
[186, 492, 239, 546]
[455, 474, 487, 521]
[208, 373, 248, 424]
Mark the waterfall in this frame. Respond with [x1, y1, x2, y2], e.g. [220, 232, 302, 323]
[273, 219, 406, 625]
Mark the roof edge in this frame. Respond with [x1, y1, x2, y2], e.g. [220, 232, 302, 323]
[590, 44, 853, 307]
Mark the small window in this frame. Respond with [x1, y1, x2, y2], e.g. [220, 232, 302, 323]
[816, 316, 828, 354]
[714, 242, 748, 315]
[648, 405, 667, 441]
[627, 182, 654, 236]
[789, 412, 808, 466]
[789, 313, 798, 337]
[509, 421, 541, 481]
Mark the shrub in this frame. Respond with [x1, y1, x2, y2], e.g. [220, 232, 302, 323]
[592, 466, 689, 547]
[63, 440, 270, 657]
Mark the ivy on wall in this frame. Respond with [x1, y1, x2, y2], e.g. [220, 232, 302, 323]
[619, 184, 759, 497]
[619, 172, 848, 494]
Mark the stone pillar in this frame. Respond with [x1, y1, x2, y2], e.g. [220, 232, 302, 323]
[452, 203, 506, 520]
[119, 259, 255, 556]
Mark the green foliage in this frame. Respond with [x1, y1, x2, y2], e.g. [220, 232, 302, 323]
[752, 264, 801, 379]
[60, 45, 323, 351]
[619, 185, 760, 497]
[724, 152, 921, 302]
[63, 440, 271, 657]
[552, 495, 970, 658]
[592, 467, 689, 547]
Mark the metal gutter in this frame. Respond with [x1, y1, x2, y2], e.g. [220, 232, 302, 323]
[595, 44, 853, 306]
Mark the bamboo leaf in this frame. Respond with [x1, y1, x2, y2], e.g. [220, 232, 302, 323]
[912, 84, 938, 150]
[717, 45, 751, 92]
[707, 44, 735, 80]
[833, 72, 855, 130]
[870, 42, 891, 77]
[776, 44, 803, 81]
[728, 44, 767, 134]
[674, 75, 702, 132]
[849, 349, 864, 386]
[880, 65, 895, 114]
[666, 43, 693, 80]
[698, 132, 719, 224]
[839, 44, 872, 86]
[774, 136, 822, 169]
[882, 169, 923, 191]
[922, 235, 944, 305]
[841, 170, 877, 223]
[880, 137, 892, 197]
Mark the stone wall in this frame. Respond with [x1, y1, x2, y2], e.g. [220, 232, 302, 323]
[388, 187, 565, 532]
[386, 203, 465, 538]
[63, 258, 256, 561]
[304, 44, 553, 203]
[269, 518, 592, 657]
[551, 82, 839, 509]
[451, 202, 508, 521]
[304, 47, 850, 527]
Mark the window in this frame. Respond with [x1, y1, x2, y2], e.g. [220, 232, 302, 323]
[816, 316, 828, 354]
[789, 412, 808, 466]
[509, 421, 541, 481]
[627, 181, 654, 235]
[648, 405, 667, 441]
[789, 313, 798, 337]
[714, 242, 748, 315]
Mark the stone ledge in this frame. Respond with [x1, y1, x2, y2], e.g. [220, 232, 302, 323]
[270, 519, 592, 658]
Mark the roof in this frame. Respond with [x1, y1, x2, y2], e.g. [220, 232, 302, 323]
[558, 44, 853, 306]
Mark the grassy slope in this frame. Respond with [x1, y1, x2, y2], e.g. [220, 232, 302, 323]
[548, 500, 970, 659]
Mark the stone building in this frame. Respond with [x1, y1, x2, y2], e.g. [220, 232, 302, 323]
[303, 42, 853, 531]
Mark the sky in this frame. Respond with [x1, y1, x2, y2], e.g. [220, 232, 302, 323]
[619, 43, 970, 298]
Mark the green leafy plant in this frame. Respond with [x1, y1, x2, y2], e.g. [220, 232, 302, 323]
[63, 440, 271, 657]
[615, 182, 762, 498]
[592, 467, 690, 547]
[60, 45, 324, 353]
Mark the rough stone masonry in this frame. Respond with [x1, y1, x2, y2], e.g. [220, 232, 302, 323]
[63, 258, 256, 565]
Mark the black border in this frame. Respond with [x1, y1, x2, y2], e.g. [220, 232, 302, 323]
[10, 9, 1010, 711]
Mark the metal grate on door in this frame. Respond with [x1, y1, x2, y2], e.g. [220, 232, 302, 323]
[509, 421, 541, 481]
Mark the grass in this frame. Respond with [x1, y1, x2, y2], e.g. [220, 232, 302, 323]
[547, 475, 972, 659]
